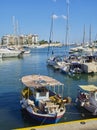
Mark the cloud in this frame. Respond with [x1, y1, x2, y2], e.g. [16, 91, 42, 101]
[51, 14, 67, 20]
[61, 15, 67, 20]
[52, 14, 59, 19]
[52, 0, 70, 4]
[52, 0, 56, 2]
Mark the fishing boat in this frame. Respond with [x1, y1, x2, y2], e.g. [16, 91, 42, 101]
[20, 75, 68, 124]
[76, 85, 97, 115]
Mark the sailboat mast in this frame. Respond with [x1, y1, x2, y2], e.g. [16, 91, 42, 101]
[13, 16, 16, 36]
[13, 16, 16, 45]
[16, 20, 20, 47]
[48, 14, 54, 55]
[82, 24, 85, 47]
[13, 16, 18, 46]
[89, 24, 92, 46]
[49, 14, 54, 44]
[65, 0, 69, 46]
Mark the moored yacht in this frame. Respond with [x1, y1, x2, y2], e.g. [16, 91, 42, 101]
[0, 47, 24, 58]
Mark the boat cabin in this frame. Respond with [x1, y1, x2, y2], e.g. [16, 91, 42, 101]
[79, 85, 97, 101]
[33, 87, 49, 101]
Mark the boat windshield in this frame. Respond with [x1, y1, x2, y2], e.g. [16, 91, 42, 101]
[95, 92, 97, 101]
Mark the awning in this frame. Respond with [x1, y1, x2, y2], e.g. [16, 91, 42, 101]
[21, 75, 64, 88]
[79, 85, 97, 92]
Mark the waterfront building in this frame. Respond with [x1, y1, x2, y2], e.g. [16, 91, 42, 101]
[1, 34, 39, 46]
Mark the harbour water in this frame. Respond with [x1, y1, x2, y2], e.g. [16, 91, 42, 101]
[0, 46, 97, 130]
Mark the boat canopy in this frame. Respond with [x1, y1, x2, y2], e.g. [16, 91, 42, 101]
[21, 75, 64, 88]
[79, 85, 97, 92]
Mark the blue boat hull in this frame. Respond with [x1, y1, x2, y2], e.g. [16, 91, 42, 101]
[26, 109, 64, 124]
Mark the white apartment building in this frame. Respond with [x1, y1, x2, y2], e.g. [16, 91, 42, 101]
[1, 34, 39, 46]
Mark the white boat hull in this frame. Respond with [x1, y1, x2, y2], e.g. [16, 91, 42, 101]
[20, 98, 66, 124]
[0, 48, 23, 58]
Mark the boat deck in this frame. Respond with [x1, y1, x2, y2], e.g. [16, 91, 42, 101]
[15, 118, 97, 130]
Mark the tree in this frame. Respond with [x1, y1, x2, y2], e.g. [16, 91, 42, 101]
[39, 40, 48, 45]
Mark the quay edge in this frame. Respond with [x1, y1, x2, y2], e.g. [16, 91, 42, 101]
[14, 118, 97, 130]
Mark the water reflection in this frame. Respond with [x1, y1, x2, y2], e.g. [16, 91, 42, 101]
[1, 47, 97, 129]
[21, 109, 40, 127]
[0, 57, 23, 64]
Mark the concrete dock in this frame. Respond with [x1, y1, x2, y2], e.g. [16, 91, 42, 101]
[15, 118, 97, 130]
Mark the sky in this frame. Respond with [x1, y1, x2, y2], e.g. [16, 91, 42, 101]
[0, 0, 97, 44]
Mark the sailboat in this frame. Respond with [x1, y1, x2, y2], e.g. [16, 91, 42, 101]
[47, 14, 60, 69]
[69, 25, 86, 54]
[79, 25, 97, 73]
[0, 17, 24, 58]
[56, 0, 71, 73]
